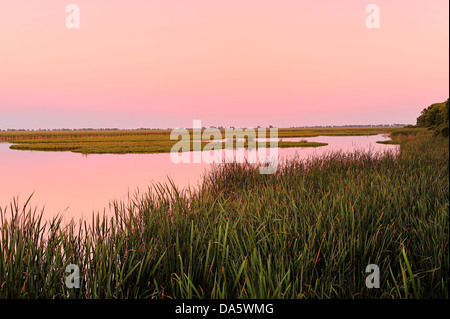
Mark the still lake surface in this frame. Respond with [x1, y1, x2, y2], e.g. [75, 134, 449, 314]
[0, 134, 398, 223]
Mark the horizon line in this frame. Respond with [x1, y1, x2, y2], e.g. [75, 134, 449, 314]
[0, 123, 413, 132]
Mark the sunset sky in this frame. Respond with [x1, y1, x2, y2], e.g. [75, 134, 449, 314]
[0, 0, 448, 129]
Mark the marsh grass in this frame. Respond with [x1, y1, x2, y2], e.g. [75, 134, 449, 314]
[0, 133, 448, 299]
[1, 127, 399, 154]
[5, 135, 328, 154]
[376, 140, 401, 145]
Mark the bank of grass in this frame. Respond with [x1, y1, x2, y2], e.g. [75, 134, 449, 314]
[0, 127, 400, 154]
[5, 139, 328, 154]
[0, 127, 400, 141]
[376, 127, 429, 145]
[0, 132, 448, 299]
[376, 139, 401, 145]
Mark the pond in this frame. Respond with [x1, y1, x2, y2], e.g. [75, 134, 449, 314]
[0, 134, 398, 223]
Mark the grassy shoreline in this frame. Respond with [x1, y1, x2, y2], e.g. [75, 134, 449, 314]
[0, 127, 402, 154]
[0, 131, 447, 299]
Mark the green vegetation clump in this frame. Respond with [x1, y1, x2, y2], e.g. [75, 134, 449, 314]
[1, 132, 447, 299]
[1, 127, 399, 154]
[376, 139, 400, 145]
[416, 99, 449, 137]
[5, 137, 328, 154]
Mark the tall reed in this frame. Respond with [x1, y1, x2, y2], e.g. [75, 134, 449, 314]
[0, 133, 448, 298]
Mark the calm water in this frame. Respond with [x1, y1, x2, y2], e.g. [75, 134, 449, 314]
[0, 134, 397, 223]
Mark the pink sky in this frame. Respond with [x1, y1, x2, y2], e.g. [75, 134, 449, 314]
[0, 0, 448, 129]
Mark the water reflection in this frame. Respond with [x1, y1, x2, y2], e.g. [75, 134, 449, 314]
[0, 134, 397, 223]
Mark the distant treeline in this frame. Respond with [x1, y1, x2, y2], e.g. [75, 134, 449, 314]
[0, 124, 409, 132]
[416, 98, 449, 137]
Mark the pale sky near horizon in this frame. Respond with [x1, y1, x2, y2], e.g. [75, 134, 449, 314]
[0, 0, 448, 129]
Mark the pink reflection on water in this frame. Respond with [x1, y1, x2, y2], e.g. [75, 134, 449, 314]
[0, 144, 210, 224]
[0, 134, 397, 223]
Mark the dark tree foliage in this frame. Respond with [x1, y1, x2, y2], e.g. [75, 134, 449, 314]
[416, 99, 449, 137]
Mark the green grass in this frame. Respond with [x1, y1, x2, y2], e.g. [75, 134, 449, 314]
[5, 139, 328, 154]
[376, 140, 401, 145]
[0, 132, 447, 299]
[0, 127, 401, 154]
[377, 127, 429, 145]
